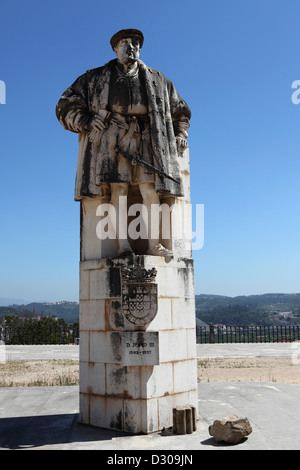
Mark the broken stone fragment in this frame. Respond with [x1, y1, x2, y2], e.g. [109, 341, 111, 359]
[209, 415, 252, 444]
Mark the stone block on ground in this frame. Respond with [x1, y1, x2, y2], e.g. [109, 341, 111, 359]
[173, 405, 197, 435]
[209, 415, 252, 444]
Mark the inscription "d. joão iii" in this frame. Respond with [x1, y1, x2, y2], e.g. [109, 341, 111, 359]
[126, 341, 155, 355]
[122, 332, 159, 366]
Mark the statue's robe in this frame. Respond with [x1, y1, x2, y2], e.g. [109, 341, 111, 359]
[56, 59, 191, 200]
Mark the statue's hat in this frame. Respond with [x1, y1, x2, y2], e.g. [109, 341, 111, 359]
[110, 29, 144, 49]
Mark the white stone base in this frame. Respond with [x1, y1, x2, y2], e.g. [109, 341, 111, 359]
[78, 148, 198, 434]
[79, 255, 198, 434]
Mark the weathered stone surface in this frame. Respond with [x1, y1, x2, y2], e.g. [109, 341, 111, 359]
[209, 415, 252, 444]
[173, 405, 197, 434]
[121, 263, 158, 327]
[57, 28, 191, 258]
[62, 29, 197, 434]
[122, 331, 159, 366]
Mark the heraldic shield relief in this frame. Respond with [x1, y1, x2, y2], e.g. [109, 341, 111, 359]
[121, 264, 158, 326]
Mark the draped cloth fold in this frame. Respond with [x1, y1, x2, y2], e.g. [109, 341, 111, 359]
[56, 59, 191, 200]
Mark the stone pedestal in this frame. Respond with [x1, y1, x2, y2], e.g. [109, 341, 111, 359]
[78, 149, 198, 434]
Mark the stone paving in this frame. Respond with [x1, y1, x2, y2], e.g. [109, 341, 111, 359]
[4, 341, 298, 362]
[1, 343, 300, 450]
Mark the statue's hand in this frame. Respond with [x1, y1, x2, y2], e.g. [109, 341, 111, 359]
[90, 114, 106, 132]
[88, 111, 111, 142]
[176, 136, 188, 154]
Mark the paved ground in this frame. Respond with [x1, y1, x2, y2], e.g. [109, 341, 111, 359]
[3, 344, 80, 362]
[197, 342, 300, 358]
[1, 343, 300, 451]
[1, 382, 300, 450]
[3, 342, 298, 361]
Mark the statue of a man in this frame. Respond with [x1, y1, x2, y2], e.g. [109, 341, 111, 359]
[56, 29, 191, 257]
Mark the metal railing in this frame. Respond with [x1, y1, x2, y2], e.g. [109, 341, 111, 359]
[0, 323, 79, 345]
[196, 324, 300, 344]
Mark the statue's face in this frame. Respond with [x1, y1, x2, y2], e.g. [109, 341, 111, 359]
[114, 37, 141, 65]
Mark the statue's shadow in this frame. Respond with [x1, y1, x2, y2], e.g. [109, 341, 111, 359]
[0, 413, 128, 450]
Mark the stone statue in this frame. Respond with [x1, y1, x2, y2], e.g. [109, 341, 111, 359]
[56, 28, 191, 257]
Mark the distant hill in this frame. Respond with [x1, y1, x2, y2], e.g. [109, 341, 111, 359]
[0, 297, 30, 306]
[1, 294, 300, 327]
[0, 301, 79, 324]
[196, 293, 300, 311]
[195, 293, 300, 326]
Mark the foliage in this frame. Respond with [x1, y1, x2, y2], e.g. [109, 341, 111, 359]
[0, 302, 79, 323]
[0, 315, 79, 345]
[196, 304, 274, 326]
[196, 293, 300, 326]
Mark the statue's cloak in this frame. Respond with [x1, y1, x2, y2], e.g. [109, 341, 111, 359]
[56, 59, 191, 200]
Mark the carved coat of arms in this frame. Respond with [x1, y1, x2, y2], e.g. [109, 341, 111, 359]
[121, 265, 158, 326]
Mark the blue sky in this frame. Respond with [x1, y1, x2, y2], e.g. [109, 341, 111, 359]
[0, 0, 299, 303]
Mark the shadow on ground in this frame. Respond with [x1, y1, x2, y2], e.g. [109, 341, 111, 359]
[0, 413, 129, 450]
